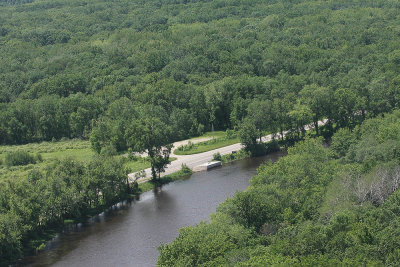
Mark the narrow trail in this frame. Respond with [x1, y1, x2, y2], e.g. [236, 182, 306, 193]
[128, 120, 327, 183]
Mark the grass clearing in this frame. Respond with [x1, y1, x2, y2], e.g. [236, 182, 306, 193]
[174, 137, 239, 155]
[0, 139, 93, 164]
[124, 159, 151, 173]
[0, 139, 94, 180]
[192, 131, 226, 140]
[0, 139, 155, 182]
[41, 147, 94, 162]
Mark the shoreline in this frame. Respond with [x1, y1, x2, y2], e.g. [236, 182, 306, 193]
[17, 121, 326, 266]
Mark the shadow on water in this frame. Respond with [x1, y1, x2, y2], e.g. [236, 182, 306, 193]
[24, 150, 287, 267]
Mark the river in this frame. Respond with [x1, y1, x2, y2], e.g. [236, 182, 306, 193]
[25, 151, 286, 267]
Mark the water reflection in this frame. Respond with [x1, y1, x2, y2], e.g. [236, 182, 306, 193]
[26, 151, 286, 267]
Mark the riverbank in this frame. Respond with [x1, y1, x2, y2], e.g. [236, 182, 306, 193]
[23, 151, 287, 267]
[137, 164, 193, 193]
[128, 120, 327, 183]
[9, 123, 323, 266]
[21, 146, 273, 265]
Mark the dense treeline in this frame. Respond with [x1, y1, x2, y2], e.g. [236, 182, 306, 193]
[0, 155, 133, 265]
[1, 0, 400, 147]
[2, 0, 400, 265]
[158, 111, 400, 266]
[0, 94, 103, 143]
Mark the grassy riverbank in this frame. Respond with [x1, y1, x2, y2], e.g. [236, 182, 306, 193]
[0, 139, 152, 181]
[138, 165, 193, 192]
[174, 131, 239, 155]
[216, 139, 282, 164]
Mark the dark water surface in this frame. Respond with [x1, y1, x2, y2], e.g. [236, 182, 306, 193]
[26, 151, 286, 267]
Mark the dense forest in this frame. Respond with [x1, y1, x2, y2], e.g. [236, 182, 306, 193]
[0, 153, 141, 265]
[1, 0, 400, 149]
[1, 0, 400, 265]
[159, 111, 400, 266]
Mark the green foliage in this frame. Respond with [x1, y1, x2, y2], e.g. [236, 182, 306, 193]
[158, 213, 255, 267]
[3, 0, 400, 264]
[179, 164, 192, 176]
[174, 134, 239, 155]
[100, 143, 118, 157]
[159, 111, 400, 266]
[175, 141, 195, 152]
[330, 128, 357, 158]
[0, 152, 133, 265]
[345, 111, 400, 170]
[221, 149, 251, 164]
[225, 129, 235, 140]
[238, 118, 258, 153]
[4, 150, 39, 166]
[165, 164, 193, 181]
[0, 213, 23, 266]
[138, 164, 193, 193]
[213, 152, 222, 161]
[2, 0, 400, 147]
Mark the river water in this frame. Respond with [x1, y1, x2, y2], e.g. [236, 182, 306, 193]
[25, 151, 286, 267]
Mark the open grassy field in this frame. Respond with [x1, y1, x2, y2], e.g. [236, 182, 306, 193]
[0, 139, 151, 180]
[0, 139, 93, 161]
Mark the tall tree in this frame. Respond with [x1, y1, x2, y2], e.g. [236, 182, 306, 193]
[246, 99, 275, 142]
[125, 116, 172, 181]
[299, 84, 330, 135]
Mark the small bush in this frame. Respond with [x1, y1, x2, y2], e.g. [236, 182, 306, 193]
[221, 149, 251, 163]
[266, 140, 281, 153]
[177, 141, 195, 151]
[180, 164, 193, 175]
[226, 129, 236, 140]
[128, 153, 141, 161]
[197, 124, 205, 136]
[100, 144, 117, 157]
[35, 153, 43, 162]
[128, 148, 140, 161]
[213, 152, 222, 161]
[5, 151, 37, 166]
[246, 140, 281, 157]
[28, 169, 43, 184]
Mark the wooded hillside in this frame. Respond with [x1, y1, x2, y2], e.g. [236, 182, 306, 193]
[2, 0, 400, 265]
[159, 111, 400, 266]
[1, 0, 400, 149]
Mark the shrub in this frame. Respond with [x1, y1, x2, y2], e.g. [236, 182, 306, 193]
[225, 129, 236, 140]
[330, 128, 356, 158]
[213, 152, 222, 161]
[100, 143, 117, 157]
[35, 153, 43, 162]
[5, 151, 37, 167]
[177, 141, 195, 151]
[180, 164, 193, 175]
[221, 149, 251, 163]
[128, 153, 141, 161]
